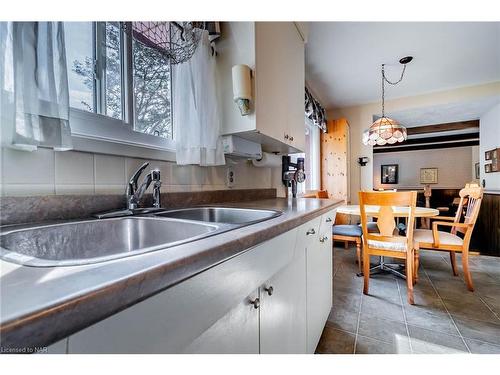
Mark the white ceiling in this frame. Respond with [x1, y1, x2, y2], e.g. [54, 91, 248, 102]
[387, 95, 500, 127]
[305, 22, 500, 109]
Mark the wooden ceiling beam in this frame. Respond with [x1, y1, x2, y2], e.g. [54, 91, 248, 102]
[406, 120, 479, 135]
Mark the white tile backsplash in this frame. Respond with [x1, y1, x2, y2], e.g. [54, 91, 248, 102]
[55, 151, 94, 185]
[94, 154, 125, 185]
[2, 147, 55, 184]
[1, 147, 279, 197]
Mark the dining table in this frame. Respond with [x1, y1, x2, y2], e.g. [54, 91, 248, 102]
[336, 204, 439, 279]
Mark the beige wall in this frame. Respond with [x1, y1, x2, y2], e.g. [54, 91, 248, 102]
[0, 147, 284, 197]
[329, 81, 500, 203]
[373, 146, 473, 190]
[480, 102, 500, 193]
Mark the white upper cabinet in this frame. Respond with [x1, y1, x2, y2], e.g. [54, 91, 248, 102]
[217, 22, 306, 154]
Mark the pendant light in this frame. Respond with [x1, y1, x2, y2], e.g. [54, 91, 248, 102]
[363, 56, 413, 146]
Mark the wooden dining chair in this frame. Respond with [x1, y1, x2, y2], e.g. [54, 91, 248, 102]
[359, 191, 419, 304]
[414, 183, 483, 291]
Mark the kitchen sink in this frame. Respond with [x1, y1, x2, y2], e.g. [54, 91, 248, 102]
[153, 207, 282, 225]
[0, 217, 218, 267]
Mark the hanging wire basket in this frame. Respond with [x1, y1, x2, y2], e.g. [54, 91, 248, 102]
[132, 21, 204, 65]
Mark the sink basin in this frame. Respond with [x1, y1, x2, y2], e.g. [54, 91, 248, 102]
[0, 217, 218, 267]
[154, 207, 281, 225]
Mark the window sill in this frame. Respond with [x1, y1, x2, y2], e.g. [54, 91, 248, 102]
[69, 109, 176, 162]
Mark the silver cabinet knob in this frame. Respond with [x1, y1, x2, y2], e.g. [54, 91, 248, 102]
[249, 297, 260, 309]
[319, 235, 329, 243]
[264, 286, 274, 296]
[284, 134, 289, 140]
[306, 228, 316, 235]
[326, 217, 332, 223]
[289, 136, 294, 141]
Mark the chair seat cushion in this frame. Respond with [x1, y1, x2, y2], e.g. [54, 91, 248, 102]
[359, 222, 380, 233]
[414, 229, 463, 246]
[367, 239, 408, 252]
[332, 224, 362, 237]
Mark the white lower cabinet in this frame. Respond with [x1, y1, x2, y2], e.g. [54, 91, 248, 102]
[260, 250, 306, 353]
[67, 212, 334, 354]
[184, 289, 260, 354]
[306, 211, 335, 353]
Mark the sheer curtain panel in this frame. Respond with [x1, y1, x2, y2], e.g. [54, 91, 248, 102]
[173, 29, 225, 166]
[0, 22, 72, 151]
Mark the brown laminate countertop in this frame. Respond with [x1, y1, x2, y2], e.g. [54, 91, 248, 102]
[0, 197, 342, 350]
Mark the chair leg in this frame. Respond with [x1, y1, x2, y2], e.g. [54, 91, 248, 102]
[462, 250, 474, 292]
[413, 249, 419, 285]
[449, 251, 458, 276]
[363, 247, 370, 295]
[406, 251, 415, 305]
[356, 240, 362, 273]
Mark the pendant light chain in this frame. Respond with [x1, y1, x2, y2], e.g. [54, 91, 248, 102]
[381, 63, 407, 118]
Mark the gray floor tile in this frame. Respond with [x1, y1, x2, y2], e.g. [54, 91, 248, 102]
[361, 294, 405, 322]
[315, 326, 355, 354]
[465, 339, 500, 354]
[408, 325, 469, 354]
[453, 316, 500, 346]
[404, 306, 459, 336]
[358, 315, 408, 345]
[327, 305, 359, 334]
[355, 335, 410, 354]
[443, 298, 499, 323]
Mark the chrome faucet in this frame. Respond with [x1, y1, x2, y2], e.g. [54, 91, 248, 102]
[126, 162, 162, 210]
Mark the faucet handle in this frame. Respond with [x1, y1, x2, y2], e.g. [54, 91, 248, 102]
[129, 162, 150, 188]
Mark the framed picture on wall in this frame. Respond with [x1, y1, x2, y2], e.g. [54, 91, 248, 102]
[420, 168, 438, 184]
[475, 162, 480, 179]
[381, 164, 398, 184]
[485, 150, 492, 160]
[492, 159, 499, 172]
[485, 163, 492, 173]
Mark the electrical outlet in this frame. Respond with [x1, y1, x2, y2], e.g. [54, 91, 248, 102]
[226, 167, 235, 188]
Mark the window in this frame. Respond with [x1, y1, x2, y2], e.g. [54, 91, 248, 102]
[65, 22, 95, 112]
[63, 22, 173, 146]
[132, 30, 172, 139]
[292, 119, 321, 195]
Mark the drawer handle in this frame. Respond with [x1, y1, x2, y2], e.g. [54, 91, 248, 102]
[264, 286, 274, 296]
[319, 236, 329, 243]
[326, 217, 332, 223]
[306, 228, 316, 235]
[249, 297, 260, 309]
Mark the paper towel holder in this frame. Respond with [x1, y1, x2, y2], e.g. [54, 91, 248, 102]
[232, 64, 252, 116]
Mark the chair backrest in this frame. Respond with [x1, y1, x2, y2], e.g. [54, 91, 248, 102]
[358, 191, 417, 251]
[452, 183, 483, 235]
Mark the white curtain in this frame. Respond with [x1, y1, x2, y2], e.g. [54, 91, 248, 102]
[173, 30, 225, 166]
[0, 22, 72, 151]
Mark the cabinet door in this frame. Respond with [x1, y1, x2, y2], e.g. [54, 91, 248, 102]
[306, 211, 334, 353]
[183, 290, 260, 354]
[260, 251, 307, 354]
[286, 24, 305, 152]
[255, 22, 305, 151]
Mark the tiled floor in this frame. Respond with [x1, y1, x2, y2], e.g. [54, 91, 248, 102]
[316, 245, 500, 354]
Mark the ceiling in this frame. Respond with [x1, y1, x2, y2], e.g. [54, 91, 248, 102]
[305, 22, 500, 109]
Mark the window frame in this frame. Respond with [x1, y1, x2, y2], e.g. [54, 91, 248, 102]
[67, 21, 176, 154]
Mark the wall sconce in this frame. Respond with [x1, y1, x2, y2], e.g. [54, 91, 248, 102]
[232, 64, 252, 116]
[358, 157, 369, 166]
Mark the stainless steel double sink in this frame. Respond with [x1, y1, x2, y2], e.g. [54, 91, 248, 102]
[0, 207, 282, 267]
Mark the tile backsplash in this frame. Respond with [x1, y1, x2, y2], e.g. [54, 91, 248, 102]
[0, 147, 286, 197]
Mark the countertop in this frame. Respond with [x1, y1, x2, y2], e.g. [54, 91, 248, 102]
[0, 197, 342, 350]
